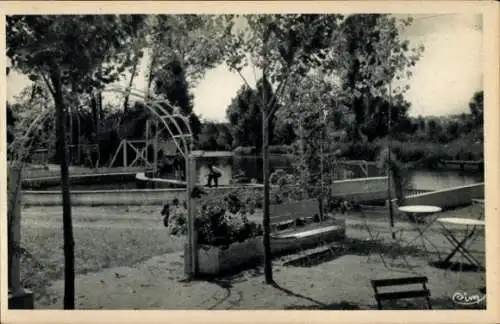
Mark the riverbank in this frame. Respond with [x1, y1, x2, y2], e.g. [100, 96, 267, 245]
[332, 138, 483, 163]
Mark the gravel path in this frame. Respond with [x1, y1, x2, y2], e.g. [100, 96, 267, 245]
[39, 248, 485, 310]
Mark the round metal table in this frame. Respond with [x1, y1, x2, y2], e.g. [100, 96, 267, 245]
[397, 205, 443, 254]
[398, 205, 442, 222]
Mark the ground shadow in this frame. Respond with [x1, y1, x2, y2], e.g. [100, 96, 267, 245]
[269, 281, 366, 309]
[429, 260, 484, 272]
[283, 237, 428, 268]
[285, 301, 364, 310]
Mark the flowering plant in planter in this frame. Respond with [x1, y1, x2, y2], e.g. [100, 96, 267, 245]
[166, 194, 263, 249]
[196, 194, 263, 249]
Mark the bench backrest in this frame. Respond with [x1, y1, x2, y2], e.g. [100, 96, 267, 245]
[371, 276, 432, 310]
[269, 198, 320, 224]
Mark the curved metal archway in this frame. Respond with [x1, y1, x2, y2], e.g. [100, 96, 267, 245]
[9, 85, 200, 278]
[8, 104, 55, 165]
[101, 86, 193, 160]
[99, 86, 198, 278]
[7, 100, 57, 292]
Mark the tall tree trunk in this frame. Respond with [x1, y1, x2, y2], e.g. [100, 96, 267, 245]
[98, 92, 103, 124]
[90, 96, 98, 139]
[261, 73, 273, 284]
[50, 66, 75, 309]
[7, 164, 23, 293]
[123, 57, 139, 113]
[262, 107, 273, 284]
[260, 26, 274, 284]
[146, 50, 157, 99]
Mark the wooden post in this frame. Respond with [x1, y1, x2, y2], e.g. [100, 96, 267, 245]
[8, 165, 22, 293]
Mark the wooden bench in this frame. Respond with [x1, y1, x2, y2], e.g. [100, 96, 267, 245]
[371, 276, 432, 310]
[277, 225, 343, 239]
[267, 199, 346, 255]
[269, 198, 322, 233]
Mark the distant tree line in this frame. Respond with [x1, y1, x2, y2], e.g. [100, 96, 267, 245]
[198, 87, 483, 161]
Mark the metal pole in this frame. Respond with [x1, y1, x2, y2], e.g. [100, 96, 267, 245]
[186, 151, 198, 278]
[145, 120, 150, 170]
[387, 82, 395, 240]
[299, 118, 305, 191]
[186, 153, 193, 277]
[320, 110, 326, 220]
[154, 120, 159, 176]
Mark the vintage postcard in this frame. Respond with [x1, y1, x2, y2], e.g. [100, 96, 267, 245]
[1, 1, 499, 324]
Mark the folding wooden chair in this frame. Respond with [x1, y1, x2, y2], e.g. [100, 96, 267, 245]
[371, 276, 432, 310]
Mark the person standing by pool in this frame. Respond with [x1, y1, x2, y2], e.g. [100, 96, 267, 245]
[159, 155, 174, 178]
[206, 163, 223, 188]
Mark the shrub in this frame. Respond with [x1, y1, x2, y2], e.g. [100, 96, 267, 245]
[196, 204, 263, 248]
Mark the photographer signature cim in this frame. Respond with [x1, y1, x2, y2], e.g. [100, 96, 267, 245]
[452, 291, 486, 305]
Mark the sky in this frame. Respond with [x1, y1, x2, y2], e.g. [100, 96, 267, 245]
[6, 13, 483, 122]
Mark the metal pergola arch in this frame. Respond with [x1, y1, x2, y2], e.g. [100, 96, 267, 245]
[7, 101, 57, 293]
[8, 104, 55, 165]
[99, 86, 199, 278]
[9, 86, 200, 280]
[101, 86, 194, 160]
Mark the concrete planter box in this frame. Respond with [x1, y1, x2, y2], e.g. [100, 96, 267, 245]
[184, 220, 347, 276]
[186, 237, 263, 275]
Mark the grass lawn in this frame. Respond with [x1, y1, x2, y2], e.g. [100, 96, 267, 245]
[20, 205, 185, 301]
